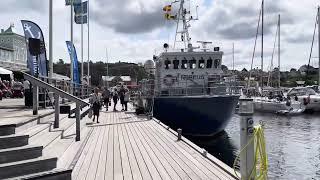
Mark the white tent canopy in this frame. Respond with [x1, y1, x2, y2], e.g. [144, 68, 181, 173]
[0, 67, 13, 79]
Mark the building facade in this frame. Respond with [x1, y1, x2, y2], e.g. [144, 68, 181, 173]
[0, 24, 27, 71]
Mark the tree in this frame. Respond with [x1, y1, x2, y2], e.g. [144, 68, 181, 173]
[290, 68, 297, 72]
[57, 59, 65, 65]
[221, 65, 228, 72]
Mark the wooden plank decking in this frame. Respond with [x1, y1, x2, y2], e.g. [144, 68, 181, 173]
[69, 104, 238, 180]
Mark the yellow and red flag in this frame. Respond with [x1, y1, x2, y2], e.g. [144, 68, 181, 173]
[163, 5, 172, 12]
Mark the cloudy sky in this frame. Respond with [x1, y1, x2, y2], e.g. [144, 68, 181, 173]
[1, 0, 320, 71]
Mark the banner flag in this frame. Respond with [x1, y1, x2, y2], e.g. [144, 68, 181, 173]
[66, 41, 80, 85]
[74, 1, 88, 24]
[75, 15, 88, 24]
[74, 1, 88, 14]
[65, 0, 81, 6]
[21, 20, 48, 77]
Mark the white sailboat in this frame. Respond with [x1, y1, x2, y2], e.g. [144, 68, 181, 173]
[248, 0, 304, 115]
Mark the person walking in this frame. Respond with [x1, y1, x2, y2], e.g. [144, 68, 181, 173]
[119, 85, 126, 111]
[112, 89, 119, 111]
[124, 89, 130, 111]
[90, 88, 102, 123]
[23, 79, 31, 107]
[102, 87, 110, 111]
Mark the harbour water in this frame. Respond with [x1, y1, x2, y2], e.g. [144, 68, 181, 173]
[188, 113, 320, 180]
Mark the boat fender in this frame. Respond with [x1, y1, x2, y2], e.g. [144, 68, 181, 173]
[286, 99, 291, 107]
[303, 96, 310, 105]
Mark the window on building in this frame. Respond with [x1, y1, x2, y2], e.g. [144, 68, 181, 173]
[189, 58, 197, 69]
[199, 58, 205, 69]
[173, 59, 179, 69]
[164, 59, 171, 69]
[214, 59, 221, 68]
[207, 58, 213, 68]
[181, 58, 188, 69]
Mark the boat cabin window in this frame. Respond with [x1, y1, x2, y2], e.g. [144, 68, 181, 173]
[199, 58, 205, 69]
[207, 58, 213, 68]
[214, 59, 221, 68]
[181, 59, 188, 69]
[164, 59, 171, 69]
[173, 59, 179, 69]
[189, 59, 197, 69]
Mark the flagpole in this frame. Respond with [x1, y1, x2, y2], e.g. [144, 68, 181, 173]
[87, 0, 90, 86]
[106, 48, 109, 88]
[81, 0, 84, 86]
[70, 0, 74, 94]
[49, 0, 53, 79]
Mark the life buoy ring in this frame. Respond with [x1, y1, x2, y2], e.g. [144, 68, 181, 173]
[163, 75, 175, 86]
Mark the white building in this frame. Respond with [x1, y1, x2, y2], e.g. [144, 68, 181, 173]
[0, 24, 27, 71]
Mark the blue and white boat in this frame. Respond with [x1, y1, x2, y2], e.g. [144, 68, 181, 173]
[140, 0, 239, 136]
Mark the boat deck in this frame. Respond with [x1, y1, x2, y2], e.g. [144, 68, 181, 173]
[68, 104, 238, 180]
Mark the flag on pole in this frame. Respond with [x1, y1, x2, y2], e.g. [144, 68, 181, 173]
[75, 15, 88, 24]
[65, 0, 81, 6]
[74, 1, 88, 24]
[74, 1, 88, 14]
[164, 13, 176, 20]
[21, 20, 48, 77]
[66, 41, 80, 84]
[163, 5, 172, 12]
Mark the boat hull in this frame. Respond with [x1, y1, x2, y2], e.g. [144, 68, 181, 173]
[151, 95, 239, 136]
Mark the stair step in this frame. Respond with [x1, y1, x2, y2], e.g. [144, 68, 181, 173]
[0, 157, 57, 179]
[0, 124, 16, 136]
[30, 118, 75, 148]
[7, 169, 72, 180]
[0, 135, 29, 149]
[0, 145, 43, 164]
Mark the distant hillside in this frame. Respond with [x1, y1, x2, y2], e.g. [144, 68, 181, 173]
[53, 59, 148, 86]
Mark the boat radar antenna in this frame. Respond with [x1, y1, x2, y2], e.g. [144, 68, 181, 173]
[163, 0, 199, 51]
[197, 41, 212, 52]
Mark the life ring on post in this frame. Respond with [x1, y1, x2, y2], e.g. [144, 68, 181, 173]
[163, 75, 175, 86]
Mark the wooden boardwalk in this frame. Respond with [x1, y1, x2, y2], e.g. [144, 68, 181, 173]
[69, 104, 238, 180]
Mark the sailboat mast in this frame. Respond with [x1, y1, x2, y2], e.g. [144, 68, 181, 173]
[318, 7, 320, 87]
[261, 0, 264, 88]
[233, 43, 235, 72]
[278, 14, 281, 88]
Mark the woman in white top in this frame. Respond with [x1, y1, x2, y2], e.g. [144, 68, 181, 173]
[90, 88, 102, 123]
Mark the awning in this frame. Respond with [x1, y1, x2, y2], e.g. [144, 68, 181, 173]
[0, 67, 13, 79]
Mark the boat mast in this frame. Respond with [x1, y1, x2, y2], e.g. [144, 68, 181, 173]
[173, 0, 195, 51]
[278, 14, 281, 88]
[233, 43, 235, 72]
[318, 6, 320, 87]
[261, 0, 264, 88]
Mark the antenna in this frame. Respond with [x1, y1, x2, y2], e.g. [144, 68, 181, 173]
[196, 41, 212, 52]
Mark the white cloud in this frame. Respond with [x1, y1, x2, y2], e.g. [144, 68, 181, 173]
[0, 0, 319, 72]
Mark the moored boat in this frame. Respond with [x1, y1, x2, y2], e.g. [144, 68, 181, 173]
[137, 0, 240, 136]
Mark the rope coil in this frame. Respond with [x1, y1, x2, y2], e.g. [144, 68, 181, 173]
[233, 125, 268, 180]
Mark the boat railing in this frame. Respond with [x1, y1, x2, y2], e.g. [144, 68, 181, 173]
[140, 85, 242, 98]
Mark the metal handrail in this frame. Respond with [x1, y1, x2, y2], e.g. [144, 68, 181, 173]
[39, 76, 93, 99]
[23, 72, 90, 141]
